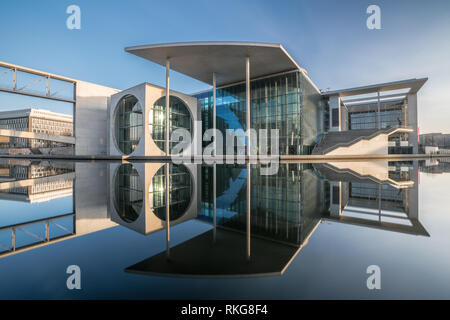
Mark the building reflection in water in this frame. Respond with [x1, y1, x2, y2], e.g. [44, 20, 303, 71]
[0, 160, 116, 257]
[0, 159, 431, 278]
[124, 160, 429, 278]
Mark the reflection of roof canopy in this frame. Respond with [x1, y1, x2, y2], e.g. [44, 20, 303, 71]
[125, 41, 302, 87]
[125, 228, 301, 278]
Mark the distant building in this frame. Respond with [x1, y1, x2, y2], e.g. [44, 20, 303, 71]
[0, 108, 73, 149]
[420, 133, 450, 148]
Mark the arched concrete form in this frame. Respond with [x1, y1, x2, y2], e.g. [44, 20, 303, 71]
[112, 163, 143, 223]
[150, 95, 193, 154]
[108, 83, 198, 157]
[112, 95, 143, 155]
[150, 163, 193, 221]
[108, 162, 199, 235]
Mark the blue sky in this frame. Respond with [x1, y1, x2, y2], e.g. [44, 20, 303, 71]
[0, 0, 449, 132]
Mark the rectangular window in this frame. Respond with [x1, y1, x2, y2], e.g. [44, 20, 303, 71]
[332, 186, 340, 205]
[331, 108, 339, 127]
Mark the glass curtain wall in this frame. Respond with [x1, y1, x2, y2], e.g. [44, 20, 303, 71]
[114, 95, 143, 155]
[150, 164, 192, 221]
[199, 163, 327, 245]
[349, 100, 405, 130]
[114, 164, 143, 223]
[195, 71, 323, 155]
[150, 96, 192, 153]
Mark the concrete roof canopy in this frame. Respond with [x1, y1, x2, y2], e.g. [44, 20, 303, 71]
[125, 41, 303, 87]
[322, 78, 428, 97]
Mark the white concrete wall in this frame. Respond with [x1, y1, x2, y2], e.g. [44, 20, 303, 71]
[407, 93, 419, 153]
[75, 80, 120, 156]
[327, 134, 389, 155]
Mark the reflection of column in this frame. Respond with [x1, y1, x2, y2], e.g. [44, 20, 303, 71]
[408, 161, 419, 219]
[213, 164, 217, 243]
[378, 184, 382, 222]
[247, 163, 251, 261]
[165, 59, 170, 156]
[407, 94, 418, 154]
[165, 163, 170, 258]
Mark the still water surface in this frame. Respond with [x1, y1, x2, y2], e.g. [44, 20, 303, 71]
[0, 158, 449, 299]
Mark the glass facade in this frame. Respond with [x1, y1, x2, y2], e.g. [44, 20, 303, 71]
[194, 71, 323, 155]
[113, 164, 143, 223]
[114, 95, 143, 155]
[349, 100, 405, 130]
[150, 164, 192, 221]
[200, 163, 328, 245]
[150, 96, 192, 153]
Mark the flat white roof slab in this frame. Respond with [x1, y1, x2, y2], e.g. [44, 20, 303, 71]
[125, 41, 302, 87]
[323, 78, 428, 97]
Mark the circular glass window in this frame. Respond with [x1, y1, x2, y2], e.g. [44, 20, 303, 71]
[114, 94, 143, 155]
[150, 96, 192, 153]
[114, 164, 143, 223]
[149, 164, 192, 221]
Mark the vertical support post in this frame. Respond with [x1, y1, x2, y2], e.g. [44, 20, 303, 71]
[46, 76, 50, 96]
[377, 91, 381, 129]
[211, 72, 217, 242]
[165, 163, 170, 258]
[213, 72, 217, 157]
[213, 72, 217, 243]
[246, 57, 251, 157]
[165, 59, 170, 156]
[13, 68, 17, 91]
[247, 163, 251, 261]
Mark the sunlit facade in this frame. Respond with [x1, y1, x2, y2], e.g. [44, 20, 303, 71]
[195, 71, 325, 155]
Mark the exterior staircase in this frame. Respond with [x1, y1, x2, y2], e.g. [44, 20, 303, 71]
[312, 127, 412, 155]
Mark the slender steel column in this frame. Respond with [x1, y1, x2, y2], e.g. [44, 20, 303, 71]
[247, 163, 251, 261]
[377, 91, 381, 129]
[165, 163, 170, 258]
[165, 59, 170, 155]
[246, 57, 251, 157]
[213, 72, 217, 157]
[213, 72, 217, 242]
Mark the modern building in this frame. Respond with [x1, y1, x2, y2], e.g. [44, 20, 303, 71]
[0, 42, 428, 157]
[0, 108, 74, 153]
[108, 41, 427, 157]
[0, 161, 74, 203]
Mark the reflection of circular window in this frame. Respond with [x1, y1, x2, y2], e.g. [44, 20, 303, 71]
[150, 96, 192, 153]
[114, 164, 143, 223]
[114, 94, 143, 155]
[150, 164, 192, 221]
